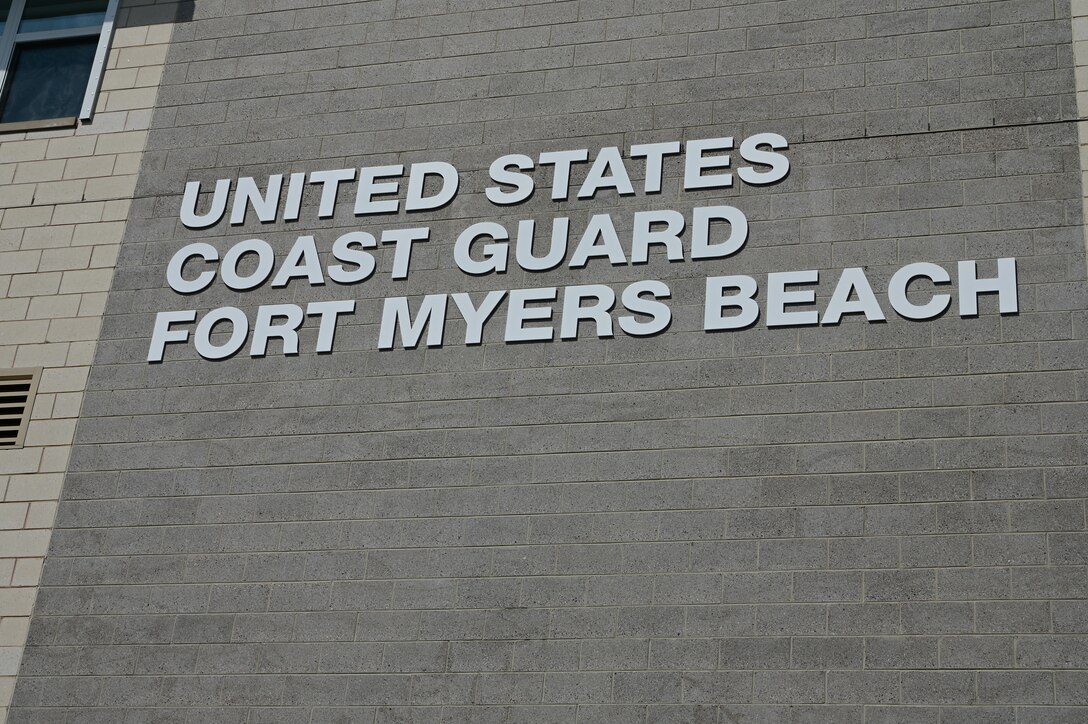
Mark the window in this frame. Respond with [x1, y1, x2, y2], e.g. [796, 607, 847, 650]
[0, 369, 40, 449]
[0, 0, 119, 127]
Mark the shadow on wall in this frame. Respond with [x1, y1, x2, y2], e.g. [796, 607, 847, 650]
[117, 0, 194, 28]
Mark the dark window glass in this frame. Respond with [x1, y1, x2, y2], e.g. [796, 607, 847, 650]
[0, 0, 11, 34]
[19, 0, 107, 32]
[0, 37, 97, 122]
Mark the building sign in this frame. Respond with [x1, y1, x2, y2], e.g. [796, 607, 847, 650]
[148, 134, 1018, 362]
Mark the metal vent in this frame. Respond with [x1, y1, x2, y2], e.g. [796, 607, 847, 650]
[0, 369, 40, 450]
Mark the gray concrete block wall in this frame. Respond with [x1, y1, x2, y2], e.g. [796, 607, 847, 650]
[10, 0, 1088, 721]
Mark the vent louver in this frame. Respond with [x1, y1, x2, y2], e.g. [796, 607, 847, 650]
[0, 369, 40, 450]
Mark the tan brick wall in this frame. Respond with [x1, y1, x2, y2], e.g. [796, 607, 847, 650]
[0, 19, 172, 720]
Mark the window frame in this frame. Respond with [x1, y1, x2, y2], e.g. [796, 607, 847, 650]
[0, 0, 120, 124]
